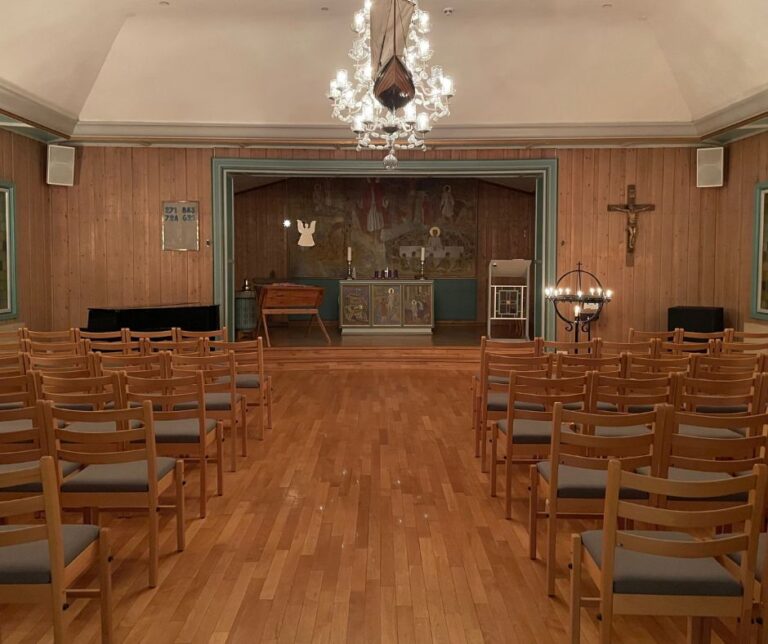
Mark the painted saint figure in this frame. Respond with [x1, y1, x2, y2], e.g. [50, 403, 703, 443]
[440, 185, 455, 220]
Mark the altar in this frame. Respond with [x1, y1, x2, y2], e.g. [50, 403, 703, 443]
[339, 280, 434, 335]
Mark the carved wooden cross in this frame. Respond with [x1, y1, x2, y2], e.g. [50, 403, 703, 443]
[607, 184, 655, 253]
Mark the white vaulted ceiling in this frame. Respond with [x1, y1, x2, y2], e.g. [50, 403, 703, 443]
[1, 0, 768, 143]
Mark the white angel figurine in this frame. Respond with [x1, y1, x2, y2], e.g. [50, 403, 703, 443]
[297, 220, 316, 247]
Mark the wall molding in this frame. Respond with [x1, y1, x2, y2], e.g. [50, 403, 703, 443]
[0, 81, 77, 138]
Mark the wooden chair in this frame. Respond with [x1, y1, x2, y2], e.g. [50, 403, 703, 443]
[43, 401, 185, 588]
[205, 338, 273, 440]
[658, 339, 715, 356]
[22, 329, 79, 343]
[176, 327, 228, 343]
[169, 352, 246, 472]
[476, 352, 553, 467]
[677, 374, 764, 417]
[724, 328, 768, 343]
[530, 403, 662, 596]
[596, 338, 658, 357]
[0, 352, 27, 377]
[489, 373, 590, 519]
[541, 339, 599, 355]
[569, 460, 766, 643]
[588, 372, 676, 418]
[0, 339, 24, 354]
[0, 372, 37, 410]
[0, 456, 113, 643]
[92, 351, 166, 378]
[719, 340, 768, 357]
[24, 340, 87, 357]
[623, 353, 690, 379]
[691, 353, 762, 379]
[124, 371, 224, 518]
[83, 339, 147, 355]
[78, 328, 129, 342]
[680, 330, 728, 343]
[0, 327, 24, 343]
[25, 354, 93, 379]
[627, 328, 682, 343]
[554, 354, 621, 378]
[0, 402, 82, 501]
[33, 372, 123, 416]
[127, 329, 177, 343]
[145, 338, 203, 355]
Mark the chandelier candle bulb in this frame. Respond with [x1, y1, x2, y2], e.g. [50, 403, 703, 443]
[404, 102, 417, 123]
[352, 116, 364, 132]
[418, 10, 430, 32]
[441, 76, 454, 96]
[353, 11, 365, 31]
[574, 305, 581, 318]
[416, 112, 431, 132]
[336, 69, 349, 88]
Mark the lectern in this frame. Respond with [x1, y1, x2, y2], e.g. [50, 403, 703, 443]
[487, 260, 532, 340]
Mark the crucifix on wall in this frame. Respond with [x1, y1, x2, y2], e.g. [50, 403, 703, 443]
[607, 184, 655, 254]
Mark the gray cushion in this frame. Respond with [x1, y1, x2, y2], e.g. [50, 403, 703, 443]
[61, 457, 176, 493]
[635, 467, 747, 502]
[0, 402, 24, 411]
[537, 462, 648, 499]
[155, 418, 218, 443]
[487, 375, 509, 386]
[581, 530, 742, 596]
[594, 425, 652, 438]
[217, 374, 262, 389]
[497, 418, 563, 444]
[596, 401, 618, 412]
[726, 533, 767, 582]
[174, 392, 243, 412]
[0, 524, 99, 584]
[0, 460, 80, 492]
[695, 405, 749, 414]
[678, 425, 745, 439]
[487, 393, 545, 413]
[58, 420, 142, 433]
[0, 419, 34, 434]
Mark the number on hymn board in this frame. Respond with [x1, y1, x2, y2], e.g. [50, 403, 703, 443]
[162, 201, 200, 251]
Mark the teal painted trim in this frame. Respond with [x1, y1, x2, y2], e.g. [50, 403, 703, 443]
[752, 181, 768, 320]
[211, 157, 559, 340]
[0, 181, 17, 321]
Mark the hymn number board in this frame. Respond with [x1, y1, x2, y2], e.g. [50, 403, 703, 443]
[162, 201, 200, 251]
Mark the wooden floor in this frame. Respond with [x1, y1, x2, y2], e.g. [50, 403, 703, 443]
[1, 367, 692, 643]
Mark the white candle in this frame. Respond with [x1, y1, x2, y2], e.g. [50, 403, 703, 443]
[420, 247, 425, 261]
[347, 246, 352, 262]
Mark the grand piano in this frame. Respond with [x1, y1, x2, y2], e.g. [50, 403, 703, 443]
[86, 304, 220, 333]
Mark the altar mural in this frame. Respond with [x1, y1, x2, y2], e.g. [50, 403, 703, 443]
[286, 177, 477, 278]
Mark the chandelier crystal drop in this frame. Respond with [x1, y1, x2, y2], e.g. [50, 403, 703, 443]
[327, 0, 454, 169]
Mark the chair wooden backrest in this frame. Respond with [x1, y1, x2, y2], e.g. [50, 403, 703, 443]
[83, 338, 148, 355]
[690, 353, 761, 379]
[43, 400, 158, 476]
[549, 403, 659, 475]
[0, 372, 37, 407]
[599, 460, 766, 617]
[724, 329, 768, 343]
[677, 374, 763, 414]
[24, 353, 93, 378]
[78, 328, 129, 342]
[0, 327, 24, 343]
[718, 340, 768, 356]
[541, 339, 599, 355]
[127, 329, 177, 342]
[124, 371, 208, 440]
[596, 338, 658, 357]
[169, 351, 237, 404]
[589, 372, 675, 413]
[679, 330, 728, 343]
[0, 402, 48, 484]
[205, 338, 266, 383]
[92, 351, 166, 378]
[22, 329, 79, 343]
[554, 354, 621, 378]
[33, 372, 122, 411]
[176, 327, 228, 343]
[504, 373, 589, 429]
[480, 336, 542, 357]
[23, 339, 87, 356]
[627, 328, 682, 343]
[658, 339, 715, 356]
[0, 353, 26, 377]
[623, 353, 690, 379]
[145, 338, 203, 355]
[661, 411, 768, 476]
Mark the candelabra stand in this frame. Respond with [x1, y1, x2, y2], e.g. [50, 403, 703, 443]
[346, 260, 354, 280]
[418, 259, 426, 280]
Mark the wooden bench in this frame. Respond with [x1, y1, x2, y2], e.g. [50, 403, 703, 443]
[257, 284, 331, 347]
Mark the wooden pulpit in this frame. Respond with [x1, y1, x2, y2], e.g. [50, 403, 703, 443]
[256, 283, 331, 347]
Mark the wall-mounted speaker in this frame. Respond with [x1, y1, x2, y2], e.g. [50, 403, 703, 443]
[696, 146, 725, 188]
[46, 144, 75, 187]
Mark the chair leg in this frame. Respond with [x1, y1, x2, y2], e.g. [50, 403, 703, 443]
[599, 593, 613, 644]
[569, 534, 582, 644]
[99, 529, 113, 644]
[51, 587, 66, 644]
[266, 378, 273, 430]
[528, 465, 538, 560]
[489, 423, 498, 497]
[175, 460, 186, 551]
[687, 617, 712, 644]
[546, 510, 557, 597]
[480, 418, 489, 474]
[229, 421, 237, 472]
[504, 442, 513, 520]
[216, 423, 224, 496]
[148, 503, 159, 588]
[240, 403, 248, 456]
[199, 450, 207, 519]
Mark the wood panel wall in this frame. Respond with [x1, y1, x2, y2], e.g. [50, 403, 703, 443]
[1, 138, 761, 339]
[0, 130, 51, 330]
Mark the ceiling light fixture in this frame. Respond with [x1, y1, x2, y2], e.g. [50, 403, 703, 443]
[327, 0, 454, 170]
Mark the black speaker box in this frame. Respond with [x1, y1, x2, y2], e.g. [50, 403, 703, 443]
[667, 306, 724, 333]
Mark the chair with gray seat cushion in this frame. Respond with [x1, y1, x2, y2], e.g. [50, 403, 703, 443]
[529, 403, 660, 596]
[570, 460, 765, 643]
[678, 374, 760, 417]
[170, 351, 247, 471]
[489, 372, 589, 522]
[125, 370, 223, 518]
[0, 456, 112, 643]
[44, 400, 185, 589]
